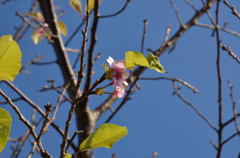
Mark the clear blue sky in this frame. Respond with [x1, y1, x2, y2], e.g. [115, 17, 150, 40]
[1, 0, 240, 158]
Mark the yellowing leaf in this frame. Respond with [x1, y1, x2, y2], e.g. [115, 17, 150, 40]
[80, 123, 128, 151]
[0, 108, 12, 152]
[146, 53, 166, 73]
[125, 51, 149, 69]
[57, 21, 68, 36]
[69, 0, 82, 14]
[31, 28, 44, 45]
[0, 35, 22, 81]
[87, 0, 103, 12]
[26, 11, 44, 22]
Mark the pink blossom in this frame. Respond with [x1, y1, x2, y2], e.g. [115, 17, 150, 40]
[37, 27, 45, 35]
[107, 56, 129, 98]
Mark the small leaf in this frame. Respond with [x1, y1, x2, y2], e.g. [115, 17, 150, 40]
[26, 11, 44, 22]
[146, 53, 166, 73]
[80, 123, 128, 151]
[31, 28, 45, 45]
[0, 108, 12, 152]
[57, 21, 68, 36]
[0, 35, 22, 81]
[125, 51, 149, 69]
[64, 153, 72, 158]
[95, 88, 105, 95]
[102, 64, 109, 72]
[102, 64, 112, 79]
[87, 0, 103, 12]
[69, 0, 82, 14]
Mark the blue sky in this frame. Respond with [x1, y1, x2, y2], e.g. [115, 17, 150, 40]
[1, 0, 240, 158]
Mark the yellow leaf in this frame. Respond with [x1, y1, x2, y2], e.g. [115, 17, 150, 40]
[69, 0, 82, 14]
[64, 153, 72, 158]
[80, 123, 128, 151]
[0, 35, 22, 81]
[87, 0, 103, 12]
[0, 108, 12, 152]
[125, 51, 166, 73]
[125, 51, 149, 69]
[57, 21, 68, 36]
[26, 11, 44, 22]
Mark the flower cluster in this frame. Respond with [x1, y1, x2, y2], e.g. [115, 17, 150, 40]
[107, 56, 129, 98]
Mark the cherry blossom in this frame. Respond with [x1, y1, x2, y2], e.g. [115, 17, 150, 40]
[107, 56, 129, 98]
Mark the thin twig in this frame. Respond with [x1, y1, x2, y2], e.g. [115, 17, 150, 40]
[60, 101, 78, 158]
[99, 0, 132, 18]
[14, 1, 38, 41]
[196, 22, 240, 38]
[37, 84, 69, 140]
[223, 0, 240, 20]
[65, 18, 86, 46]
[168, 0, 184, 26]
[221, 44, 240, 64]
[227, 81, 240, 137]
[221, 132, 239, 146]
[65, 130, 83, 153]
[161, 26, 172, 46]
[183, 0, 198, 11]
[141, 19, 148, 53]
[139, 76, 199, 93]
[16, 11, 37, 29]
[173, 82, 217, 132]
[105, 78, 139, 123]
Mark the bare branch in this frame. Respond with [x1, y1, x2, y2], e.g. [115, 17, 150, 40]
[0, 89, 51, 158]
[214, 1, 223, 157]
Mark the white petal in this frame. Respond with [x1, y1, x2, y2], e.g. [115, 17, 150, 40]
[123, 81, 128, 86]
[107, 56, 114, 66]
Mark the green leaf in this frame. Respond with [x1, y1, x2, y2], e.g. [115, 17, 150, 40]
[102, 64, 109, 72]
[146, 53, 166, 73]
[125, 51, 149, 69]
[64, 153, 72, 158]
[0, 35, 22, 81]
[26, 11, 44, 22]
[102, 64, 112, 79]
[57, 21, 68, 36]
[0, 108, 12, 152]
[69, 0, 82, 14]
[80, 123, 128, 151]
[125, 51, 166, 73]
